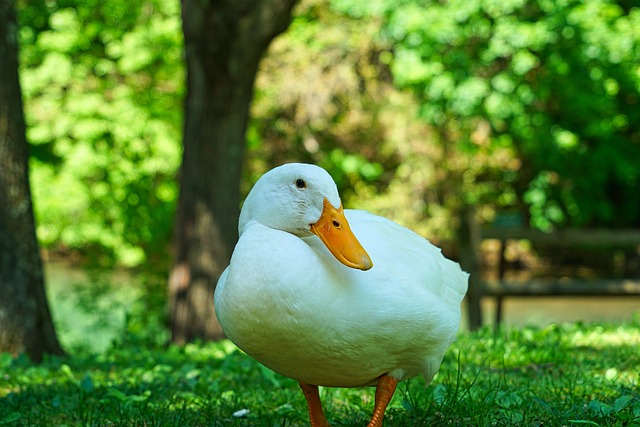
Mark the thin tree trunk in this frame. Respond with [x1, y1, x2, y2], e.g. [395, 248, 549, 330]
[169, 0, 297, 343]
[0, 0, 64, 361]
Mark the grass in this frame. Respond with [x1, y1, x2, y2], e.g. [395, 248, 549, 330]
[1, 321, 639, 427]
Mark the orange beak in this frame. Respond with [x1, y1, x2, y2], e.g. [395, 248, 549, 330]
[310, 198, 373, 271]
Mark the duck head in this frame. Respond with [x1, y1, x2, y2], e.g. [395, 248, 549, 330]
[239, 163, 373, 271]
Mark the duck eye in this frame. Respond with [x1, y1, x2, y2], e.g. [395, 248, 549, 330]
[332, 220, 340, 228]
[295, 178, 306, 189]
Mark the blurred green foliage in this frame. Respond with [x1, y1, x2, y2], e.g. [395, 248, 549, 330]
[19, 0, 183, 266]
[17, 0, 640, 266]
[334, 0, 640, 230]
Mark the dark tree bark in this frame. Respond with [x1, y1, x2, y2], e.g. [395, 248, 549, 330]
[169, 0, 298, 343]
[0, 0, 64, 361]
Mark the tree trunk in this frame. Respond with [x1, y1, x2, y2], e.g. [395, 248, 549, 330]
[169, 0, 298, 343]
[0, 0, 64, 361]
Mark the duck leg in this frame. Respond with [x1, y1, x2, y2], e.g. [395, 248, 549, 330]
[366, 375, 398, 427]
[299, 381, 331, 427]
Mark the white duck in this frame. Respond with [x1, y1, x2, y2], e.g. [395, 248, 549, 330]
[214, 163, 468, 427]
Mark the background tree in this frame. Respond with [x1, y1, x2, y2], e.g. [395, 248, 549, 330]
[0, 0, 63, 361]
[168, 0, 298, 343]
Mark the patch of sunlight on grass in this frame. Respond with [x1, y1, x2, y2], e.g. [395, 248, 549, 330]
[183, 339, 239, 360]
[570, 325, 640, 347]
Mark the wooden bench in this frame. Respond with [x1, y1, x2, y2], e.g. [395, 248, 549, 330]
[458, 208, 640, 330]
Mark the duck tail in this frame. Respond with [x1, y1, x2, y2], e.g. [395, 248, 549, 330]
[441, 259, 469, 307]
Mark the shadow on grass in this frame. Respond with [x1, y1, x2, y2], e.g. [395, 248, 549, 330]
[0, 343, 313, 427]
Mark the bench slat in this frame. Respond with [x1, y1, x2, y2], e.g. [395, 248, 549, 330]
[482, 279, 640, 297]
[480, 228, 640, 247]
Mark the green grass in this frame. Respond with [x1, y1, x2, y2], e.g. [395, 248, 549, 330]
[1, 321, 639, 426]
